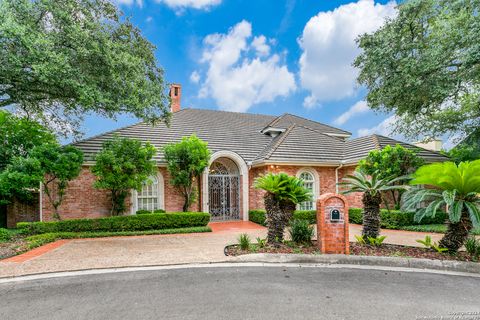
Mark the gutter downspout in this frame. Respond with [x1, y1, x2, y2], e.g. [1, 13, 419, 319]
[335, 162, 344, 194]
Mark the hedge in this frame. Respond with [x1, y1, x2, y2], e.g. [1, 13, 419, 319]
[249, 210, 316, 226]
[347, 208, 447, 229]
[17, 212, 210, 235]
[136, 209, 166, 214]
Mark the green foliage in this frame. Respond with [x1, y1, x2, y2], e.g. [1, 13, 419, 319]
[238, 233, 251, 250]
[348, 208, 364, 224]
[0, 156, 44, 203]
[355, 235, 366, 245]
[403, 161, 480, 227]
[416, 236, 448, 253]
[18, 212, 210, 234]
[0, 0, 169, 135]
[32, 144, 83, 220]
[256, 237, 267, 248]
[289, 219, 314, 244]
[0, 228, 11, 242]
[23, 227, 211, 251]
[358, 145, 423, 208]
[367, 236, 386, 246]
[92, 136, 157, 215]
[0, 111, 56, 171]
[464, 237, 480, 259]
[163, 135, 211, 212]
[254, 173, 312, 204]
[136, 209, 166, 214]
[445, 131, 480, 164]
[248, 210, 316, 226]
[354, 0, 480, 140]
[403, 224, 480, 235]
[339, 170, 405, 198]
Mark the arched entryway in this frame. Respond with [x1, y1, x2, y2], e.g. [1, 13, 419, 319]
[208, 157, 240, 221]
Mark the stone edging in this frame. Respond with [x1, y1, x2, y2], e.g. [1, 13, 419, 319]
[229, 253, 480, 274]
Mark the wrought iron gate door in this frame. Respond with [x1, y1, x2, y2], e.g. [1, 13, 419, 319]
[208, 174, 240, 221]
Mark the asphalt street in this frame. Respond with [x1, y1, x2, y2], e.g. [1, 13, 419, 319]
[1, 266, 479, 320]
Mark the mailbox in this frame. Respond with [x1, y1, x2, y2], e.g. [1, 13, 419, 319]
[330, 208, 341, 222]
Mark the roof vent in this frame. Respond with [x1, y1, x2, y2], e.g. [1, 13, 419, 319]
[261, 127, 286, 138]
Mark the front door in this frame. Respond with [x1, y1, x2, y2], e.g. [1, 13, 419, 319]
[208, 158, 240, 221]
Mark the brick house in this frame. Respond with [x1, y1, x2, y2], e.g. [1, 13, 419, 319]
[35, 84, 447, 223]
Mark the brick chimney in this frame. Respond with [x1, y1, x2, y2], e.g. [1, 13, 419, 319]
[169, 83, 181, 113]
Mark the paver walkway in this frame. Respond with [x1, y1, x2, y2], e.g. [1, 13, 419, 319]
[0, 222, 445, 278]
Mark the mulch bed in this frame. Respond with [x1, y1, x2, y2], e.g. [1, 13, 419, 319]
[0, 235, 29, 260]
[226, 241, 478, 263]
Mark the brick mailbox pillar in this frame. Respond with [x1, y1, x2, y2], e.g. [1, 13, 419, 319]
[316, 193, 350, 254]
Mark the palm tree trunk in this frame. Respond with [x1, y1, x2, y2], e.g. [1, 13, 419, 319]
[439, 210, 472, 252]
[362, 192, 382, 239]
[264, 193, 284, 246]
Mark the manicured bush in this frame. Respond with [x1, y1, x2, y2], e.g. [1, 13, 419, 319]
[136, 209, 166, 214]
[248, 210, 317, 226]
[0, 228, 11, 242]
[289, 219, 314, 244]
[238, 233, 251, 250]
[18, 212, 210, 234]
[348, 208, 363, 224]
[347, 208, 447, 229]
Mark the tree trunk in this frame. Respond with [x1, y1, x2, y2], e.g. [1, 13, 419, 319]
[264, 193, 284, 246]
[439, 210, 472, 252]
[362, 192, 382, 239]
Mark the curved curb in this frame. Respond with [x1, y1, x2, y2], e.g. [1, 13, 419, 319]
[230, 253, 480, 274]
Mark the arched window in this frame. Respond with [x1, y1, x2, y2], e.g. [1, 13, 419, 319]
[135, 173, 164, 212]
[297, 169, 318, 211]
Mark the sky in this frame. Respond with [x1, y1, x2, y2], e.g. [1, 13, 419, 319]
[82, 0, 401, 141]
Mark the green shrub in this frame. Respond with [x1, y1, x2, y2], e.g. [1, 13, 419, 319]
[289, 219, 314, 244]
[136, 209, 166, 214]
[17, 212, 210, 234]
[347, 208, 447, 229]
[238, 233, 251, 250]
[465, 237, 480, 258]
[349, 208, 363, 224]
[0, 228, 11, 242]
[248, 210, 316, 226]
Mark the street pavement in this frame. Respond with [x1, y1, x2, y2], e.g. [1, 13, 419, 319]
[1, 265, 479, 320]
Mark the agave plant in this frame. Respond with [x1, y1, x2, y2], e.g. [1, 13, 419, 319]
[254, 173, 311, 246]
[339, 170, 405, 239]
[402, 160, 480, 252]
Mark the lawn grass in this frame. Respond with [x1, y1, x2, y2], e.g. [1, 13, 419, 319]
[402, 224, 480, 235]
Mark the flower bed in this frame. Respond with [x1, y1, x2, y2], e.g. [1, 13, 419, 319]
[225, 241, 478, 263]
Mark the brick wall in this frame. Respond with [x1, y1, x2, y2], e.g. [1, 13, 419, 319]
[6, 195, 39, 228]
[248, 164, 364, 210]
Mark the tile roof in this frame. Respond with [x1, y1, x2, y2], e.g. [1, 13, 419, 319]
[73, 108, 447, 165]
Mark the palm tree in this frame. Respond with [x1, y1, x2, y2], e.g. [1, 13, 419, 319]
[339, 170, 403, 239]
[254, 173, 311, 246]
[402, 160, 480, 252]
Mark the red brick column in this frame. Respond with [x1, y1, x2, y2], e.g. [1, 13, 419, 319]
[316, 193, 350, 254]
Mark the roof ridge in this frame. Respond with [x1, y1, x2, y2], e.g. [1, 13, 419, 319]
[372, 134, 381, 149]
[282, 113, 351, 135]
[264, 124, 296, 160]
[294, 124, 346, 142]
[185, 107, 277, 118]
[71, 120, 145, 146]
[261, 113, 288, 131]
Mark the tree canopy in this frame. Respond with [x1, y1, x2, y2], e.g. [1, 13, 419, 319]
[0, 0, 170, 136]
[358, 145, 424, 208]
[163, 135, 211, 212]
[0, 110, 56, 171]
[354, 0, 480, 140]
[92, 136, 157, 215]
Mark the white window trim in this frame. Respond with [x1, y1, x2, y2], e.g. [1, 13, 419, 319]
[130, 171, 165, 214]
[296, 168, 320, 210]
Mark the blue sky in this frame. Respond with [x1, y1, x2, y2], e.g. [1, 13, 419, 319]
[83, 0, 400, 140]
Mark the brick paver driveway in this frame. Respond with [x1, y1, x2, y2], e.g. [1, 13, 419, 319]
[0, 222, 444, 278]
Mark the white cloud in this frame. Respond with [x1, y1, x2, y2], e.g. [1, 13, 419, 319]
[299, 0, 396, 108]
[145, 16, 153, 23]
[190, 71, 200, 83]
[154, 0, 222, 10]
[252, 36, 270, 57]
[334, 100, 369, 125]
[358, 115, 397, 137]
[197, 20, 296, 112]
[115, 0, 143, 7]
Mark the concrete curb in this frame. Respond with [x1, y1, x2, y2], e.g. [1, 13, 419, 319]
[230, 253, 480, 274]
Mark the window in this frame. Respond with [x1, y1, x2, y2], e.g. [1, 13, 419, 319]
[298, 171, 316, 211]
[136, 174, 163, 212]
